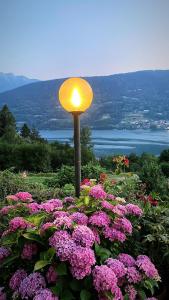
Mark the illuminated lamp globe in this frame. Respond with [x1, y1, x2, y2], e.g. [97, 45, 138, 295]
[58, 77, 93, 113]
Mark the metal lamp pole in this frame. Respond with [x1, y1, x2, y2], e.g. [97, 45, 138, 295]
[73, 112, 81, 198]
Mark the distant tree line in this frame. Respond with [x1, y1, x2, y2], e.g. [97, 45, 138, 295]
[0, 105, 95, 171]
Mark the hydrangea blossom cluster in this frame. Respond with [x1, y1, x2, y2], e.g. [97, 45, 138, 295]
[89, 211, 110, 227]
[54, 216, 73, 229]
[126, 204, 143, 217]
[103, 226, 126, 242]
[89, 185, 107, 199]
[0, 247, 11, 262]
[118, 253, 136, 267]
[114, 217, 133, 234]
[27, 202, 40, 214]
[106, 258, 127, 279]
[19, 272, 46, 299]
[9, 217, 33, 232]
[15, 192, 33, 202]
[70, 212, 88, 225]
[92, 265, 118, 296]
[0, 287, 6, 300]
[9, 269, 27, 291]
[46, 266, 58, 284]
[63, 196, 75, 204]
[136, 255, 160, 279]
[33, 288, 58, 300]
[72, 225, 95, 248]
[21, 243, 38, 260]
[40, 198, 63, 213]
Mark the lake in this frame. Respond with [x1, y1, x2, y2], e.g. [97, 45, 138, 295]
[39, 129, 169, 157]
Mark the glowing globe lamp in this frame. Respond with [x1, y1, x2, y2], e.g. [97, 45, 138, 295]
[59, 77, 93, 113]
[58, 77, 93, 197]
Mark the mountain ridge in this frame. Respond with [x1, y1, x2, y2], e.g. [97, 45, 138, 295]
[0, 72, 39, 93]
[0, 70, 169, 130]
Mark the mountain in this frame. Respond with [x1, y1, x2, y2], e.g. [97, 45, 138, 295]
[0, 70, 169, 130]
[0, 72, 39, 93]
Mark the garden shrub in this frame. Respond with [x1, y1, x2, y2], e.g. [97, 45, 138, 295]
[160, 162, 169, 177]
[0, 182, 161, 299]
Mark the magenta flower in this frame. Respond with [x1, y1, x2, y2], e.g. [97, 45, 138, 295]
[9, 269, 27, 291]
[70, 212, 88, 225]
[40, 198, 63, 212]
[27, 203, 40, 214]
[125, 285, 137, 300]
[53, 211, 69, 218]
[40, 222, 55, 235]
[70, 246, 96, 279]
[46, 266, 58, 284]
[103, 226, 126, 242]
[15, 192, 33, 202]
[89, 211, 110, 228]
[91, 228, 101, 244]
[54, 216, 73, 229]
[0, 247, 11, 262]
[21, 243, 38, 260]
[9, 217, 32, 232]
[19, 272, 46, 299]
[136, 255, 160, 279]
[114, 217, 132, 234]
[106, 258, 127, 278]
[89, 185, 107, 200]
[101, 200, 114, 211]
[92, 265, 117, 293]
[0, 205, 14, 215]
[118, 254, 136, 267]
[6, 195, 19, 202]
[72, 225, 95, 248]
[127, 267, 142, 283]
[63, 196, 75, 204]
[33, 289, 59, 300]
[0, 287, 6, 300]
[125, 204, 143, 217]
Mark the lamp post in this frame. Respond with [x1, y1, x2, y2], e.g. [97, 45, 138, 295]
[58, 77, 93, 197]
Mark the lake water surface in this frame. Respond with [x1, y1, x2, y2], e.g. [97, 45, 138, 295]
[40, 129, 169, 156]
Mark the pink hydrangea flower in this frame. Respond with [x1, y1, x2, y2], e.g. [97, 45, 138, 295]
[103, 226, 126, 242]
[125, 285, 137, 300]
[15, 192, 33, 202]
[92, 265, 117, 293]
[19, 272, 46, 299]
[106, 258, 127, 278]
[91, 228, 100, 244]
[0, 247, 11, 262]
[127, 267, 142, 283]
[63, 196, 75, 204]
[21, 243, 38, 260]
[72, 225, 95, 248]
[49, 230, 76, 261]
[0, 205, 14, 215]
[89, 185, 107, 200]
[46, 266, 58, 284]
[53, 211, 69, 218]
[106, 194, 116, 200]
[70, 246, 96, 279]
[33, 289, 59, 300]
[89, 211, 110, 227]
[6, 195, 18, 202]
[9, 269, 27, 291]
[118, 254, 136, 267]
[70, 212, 88, 225]
[54, 216, 73, 229]
[125, 204, 143, 217]
[27, 203, 40, 214]
[101, 200, 114, 211]
[0, 287, 6, 300]
[136, 255, 160, 279]
[9, 217, 33, 232]
[114, 217, 132, 234]
[40, 199, 63, 212]
[40, 222, 55, 235]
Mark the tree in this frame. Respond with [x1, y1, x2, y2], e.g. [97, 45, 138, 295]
[80, 126, 94, 164]
[20, 123, 31, 138]
[0, 105, 16, 138]
[30, 127, 45, 142]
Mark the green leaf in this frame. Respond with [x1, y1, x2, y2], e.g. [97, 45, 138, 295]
[69, 279, 82, 291]
[40, 247, 55, 261]
[0, 254, 19, 267]
[56, 263, 67, 275]
[50, 280, 63, 296]
[61, 289, 75, 300]
[138, 290, 147, 300]
[94, 243, 111, 260]
[25, 212, 48, 227]
[80, 290, 92, 300]
[34, 260, 50, 271]
[1, 232, 19, 246]
[22, 232, 45, 245]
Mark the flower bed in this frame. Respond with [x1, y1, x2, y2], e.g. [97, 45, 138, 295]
[0, 183, 160, 299]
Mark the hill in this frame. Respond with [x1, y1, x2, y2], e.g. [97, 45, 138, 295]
[0, 72, 39, 93]
[0, 70, 169, 129]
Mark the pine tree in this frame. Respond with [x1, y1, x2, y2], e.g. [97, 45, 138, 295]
[20, 123, 31, 138]
[0, 105, 16, 139]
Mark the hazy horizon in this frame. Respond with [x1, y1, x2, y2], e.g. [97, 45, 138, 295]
[1, 0, 169, 80]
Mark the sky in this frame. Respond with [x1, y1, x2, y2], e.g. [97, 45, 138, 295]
[0, 0, 169, 80]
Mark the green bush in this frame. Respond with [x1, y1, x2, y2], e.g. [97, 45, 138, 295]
[160, 162, 169, 177]
[0, 170, 27, 200]
[82, 162, 106, 181]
